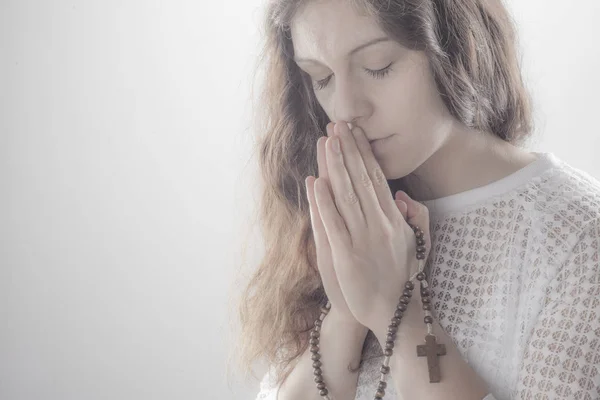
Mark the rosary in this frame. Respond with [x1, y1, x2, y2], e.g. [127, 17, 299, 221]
[309, 223, 445, 399]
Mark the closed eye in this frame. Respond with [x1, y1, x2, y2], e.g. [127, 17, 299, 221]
[313, 62, 394, 90]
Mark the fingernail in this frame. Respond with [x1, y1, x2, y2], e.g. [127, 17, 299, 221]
[334, 122, 344, 136]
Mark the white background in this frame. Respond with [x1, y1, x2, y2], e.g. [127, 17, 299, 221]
[1, 1, 599, 399]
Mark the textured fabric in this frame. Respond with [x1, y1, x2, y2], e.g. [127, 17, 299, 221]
[254, 152, 600, 400]
[256, 366, 279, 400]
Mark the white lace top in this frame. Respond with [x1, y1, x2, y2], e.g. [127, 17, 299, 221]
[255, 152, 600, 400]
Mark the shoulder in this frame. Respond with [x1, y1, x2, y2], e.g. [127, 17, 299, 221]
[518, 156, 600, 239]
[533, 160, 600, 287]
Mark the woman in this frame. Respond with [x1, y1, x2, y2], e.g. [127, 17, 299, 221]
[235, 0, 600, 399]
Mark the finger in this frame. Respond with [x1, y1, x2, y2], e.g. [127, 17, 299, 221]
[349, 125, 400, 224]
[326, 121, 335, 138]
[317, 124, 334, 199]
[333, 121, 388, 231]
[313, 176, 352, 251]
[306, 175, 331, 254]
[325, 128, 365, 237]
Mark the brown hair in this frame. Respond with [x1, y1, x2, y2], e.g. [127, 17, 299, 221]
[229, 0, 535, 388]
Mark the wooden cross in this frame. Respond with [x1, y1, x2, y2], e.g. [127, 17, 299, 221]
[416, 334, 446, 382]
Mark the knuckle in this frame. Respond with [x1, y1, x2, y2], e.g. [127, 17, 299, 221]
[360, 171, 373, 189]
[373, 166, 386, 186]
[381, 227, 395, 244]
[373, 221, 394, 242]
[345, 189, 359, 205]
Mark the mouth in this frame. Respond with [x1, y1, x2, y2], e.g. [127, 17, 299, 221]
[369, 135, 392, 144]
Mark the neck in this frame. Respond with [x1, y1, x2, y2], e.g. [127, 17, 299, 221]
[404, 122, 536, 203]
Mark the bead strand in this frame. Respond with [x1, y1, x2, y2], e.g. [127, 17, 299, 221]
[311, 223, 428, 399]
[310, 302, 332, 399]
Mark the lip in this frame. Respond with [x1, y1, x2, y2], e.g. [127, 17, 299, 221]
[369, 135, 392, 144]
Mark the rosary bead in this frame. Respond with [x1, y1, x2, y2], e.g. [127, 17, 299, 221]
[310, 228, 434, 399]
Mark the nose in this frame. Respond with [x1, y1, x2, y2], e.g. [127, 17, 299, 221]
[332, 77, 370, 128]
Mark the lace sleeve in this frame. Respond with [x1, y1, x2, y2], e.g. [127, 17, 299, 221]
[515, 218, 600, 399]
[255, 367, 280, 400]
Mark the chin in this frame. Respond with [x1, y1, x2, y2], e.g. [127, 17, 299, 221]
[378, 157, 417, 182]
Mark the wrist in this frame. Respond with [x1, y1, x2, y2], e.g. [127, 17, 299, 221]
[373, 297, 422, 348]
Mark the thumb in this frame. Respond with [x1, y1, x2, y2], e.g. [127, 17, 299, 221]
[395, 199, 408, 220]
[394, 190, 431, 258]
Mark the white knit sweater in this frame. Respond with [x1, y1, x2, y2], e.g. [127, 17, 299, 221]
[255, 152, 600, 400]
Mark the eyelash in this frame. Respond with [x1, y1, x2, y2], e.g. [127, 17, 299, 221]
[313, 63, 393, 91]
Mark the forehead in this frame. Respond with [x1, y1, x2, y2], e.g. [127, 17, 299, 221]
[290, 0, 385, 62]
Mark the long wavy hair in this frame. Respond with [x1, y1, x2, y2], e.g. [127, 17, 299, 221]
[229, 0, 535, 388]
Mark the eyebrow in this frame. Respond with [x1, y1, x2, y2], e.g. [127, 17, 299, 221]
[294, 36, 391, 64]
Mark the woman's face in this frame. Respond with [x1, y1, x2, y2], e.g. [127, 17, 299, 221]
[290, 0, 455, 179]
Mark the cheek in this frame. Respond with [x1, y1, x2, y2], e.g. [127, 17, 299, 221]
[385, 70, 449, 132]
[315, 93, 334, 122]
